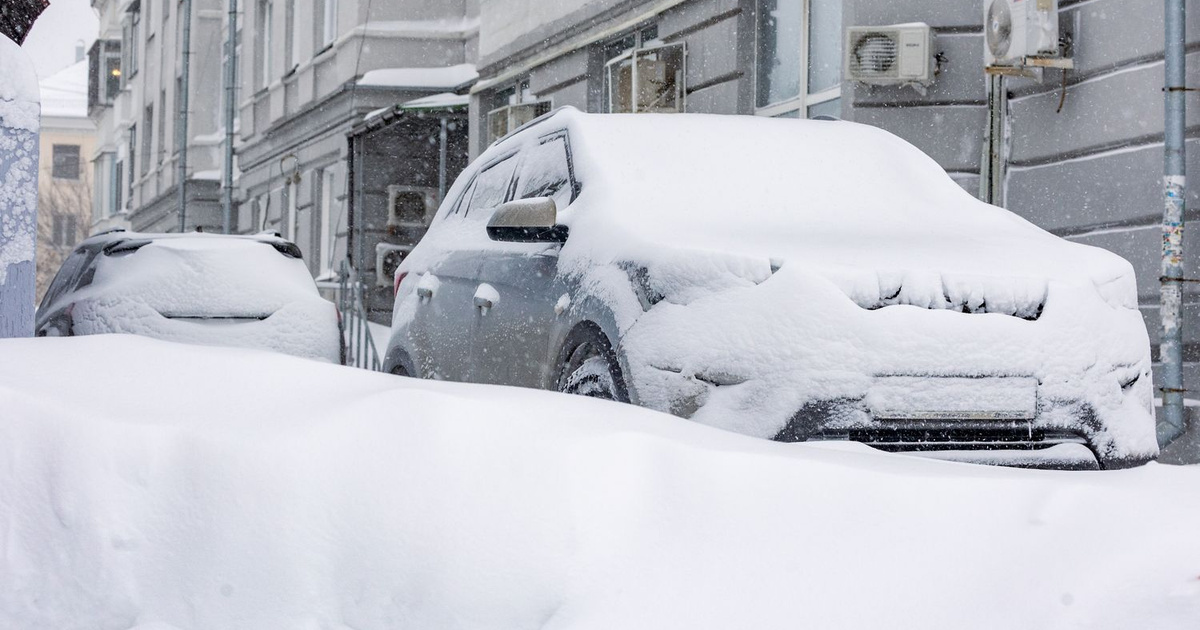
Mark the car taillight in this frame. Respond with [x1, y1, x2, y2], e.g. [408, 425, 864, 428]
[394, 271, 408, 296]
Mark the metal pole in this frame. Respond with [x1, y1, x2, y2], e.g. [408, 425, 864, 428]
[1159, 0, 1187, 447]
[438, 116, 448, 202]
[177, 0, 192, 232]
[979, 73, 1007, 206]
[0, 36, 39, 338]
[222, 0, 238, 233]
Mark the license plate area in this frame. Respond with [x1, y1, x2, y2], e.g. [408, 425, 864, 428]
[866, 376, 1037, 421]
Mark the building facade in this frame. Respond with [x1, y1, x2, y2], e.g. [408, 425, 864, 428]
[36, 59, 97, 301]
[88, 0, 228, 235]
[235, 0, 479, 292]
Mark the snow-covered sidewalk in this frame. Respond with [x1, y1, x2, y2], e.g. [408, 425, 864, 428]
[1, 336, 1196, 629]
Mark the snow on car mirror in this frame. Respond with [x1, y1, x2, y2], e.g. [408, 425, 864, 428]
[101, 239, 153, 257]
[486, 197, 569, 244]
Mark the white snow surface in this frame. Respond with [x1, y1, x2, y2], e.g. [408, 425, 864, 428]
[0, 335, 1197, 629]
[358, 64, 478, 90]
[57, 233, 341, 362]
[399, 110, 1156, 461]
[402, 92, 470, 110]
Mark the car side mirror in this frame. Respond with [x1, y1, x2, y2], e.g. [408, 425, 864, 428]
[486, 197, 570, 243]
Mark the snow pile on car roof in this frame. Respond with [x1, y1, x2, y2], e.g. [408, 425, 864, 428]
[549, 110, 1129, 287]
[1, 336, 1195, 629]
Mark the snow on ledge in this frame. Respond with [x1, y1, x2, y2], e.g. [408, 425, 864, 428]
[358, 63, 478, 90]
[401, 92, 469, 110]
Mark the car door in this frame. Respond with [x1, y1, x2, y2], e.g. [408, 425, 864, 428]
[472, 131, 579, 388]
[409, 151, 520, 382]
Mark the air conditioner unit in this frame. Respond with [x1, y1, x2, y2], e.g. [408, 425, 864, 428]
[487, 101, 552, 144]
[985, 0, 1059, 67]
[386, 185, 438, 229]
[376, 243, 412, 287]
[845, 23, 933, 87]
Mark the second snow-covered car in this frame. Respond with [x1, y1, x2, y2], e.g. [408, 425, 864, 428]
[383, 108, 1157, 469]
[37, 231, 343, 363]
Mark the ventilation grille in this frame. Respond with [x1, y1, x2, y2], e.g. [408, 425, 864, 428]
[849, 31, 900, 80]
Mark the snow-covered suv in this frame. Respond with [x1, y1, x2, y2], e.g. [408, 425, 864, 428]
[384, 108, 1157, 469]
[37, 231, 343, 363]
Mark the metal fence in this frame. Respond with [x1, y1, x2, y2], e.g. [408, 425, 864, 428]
[337, 260, 382, 371]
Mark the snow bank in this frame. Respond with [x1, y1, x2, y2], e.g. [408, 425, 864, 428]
[1, 336, 1196, 629]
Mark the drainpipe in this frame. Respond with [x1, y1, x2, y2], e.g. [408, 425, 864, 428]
[177, 0, 192, 232]
[222, 0, 238, 233]
[438, 116, 448, 203]
[1159, 0, 1187, 447]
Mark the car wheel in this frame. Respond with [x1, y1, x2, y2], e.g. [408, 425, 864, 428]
[390, 364, 410, 377]
[558, 330, 628, 402]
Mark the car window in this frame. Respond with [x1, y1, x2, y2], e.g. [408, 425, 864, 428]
[39, 248, 91, 311]
[515, 135, 575, 211]
[464, 154, 519, 217]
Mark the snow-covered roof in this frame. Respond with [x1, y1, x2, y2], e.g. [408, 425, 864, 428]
[358, 63, 478, 90]
[401, 92, 469, 110]
[38, 59, 89, 119]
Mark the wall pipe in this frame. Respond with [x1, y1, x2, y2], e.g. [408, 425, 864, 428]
[1159, 0, 1187, 447]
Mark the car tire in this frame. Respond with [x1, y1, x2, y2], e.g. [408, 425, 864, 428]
[557, 328, 628, 402]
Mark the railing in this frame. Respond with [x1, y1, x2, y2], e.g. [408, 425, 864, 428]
[337, 260, 382, 371]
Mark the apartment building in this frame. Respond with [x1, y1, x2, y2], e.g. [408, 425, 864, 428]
[87, 0, 227, 235]
[35, 59, 97, 300]
[235, 0, 478, 287]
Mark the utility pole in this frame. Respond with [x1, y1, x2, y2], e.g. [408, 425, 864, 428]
[1159, 0, 1187, 448]
[177, 0, 193, 232]
[222, 0, 238, 234]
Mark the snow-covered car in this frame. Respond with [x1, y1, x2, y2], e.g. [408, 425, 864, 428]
[36, 231, 343, 363]
[383, 108, 1157, 469]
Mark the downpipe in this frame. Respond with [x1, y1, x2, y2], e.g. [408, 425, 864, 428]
[1159, 0, 1187, 448]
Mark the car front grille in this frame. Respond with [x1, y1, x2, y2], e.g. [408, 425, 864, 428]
[811, 420, 1087, 452]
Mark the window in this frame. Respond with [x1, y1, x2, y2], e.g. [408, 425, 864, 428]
[122, 2, 140, 82]
[317, 0, 338, 49]
[460, 155, 519, 217]
[158, 89, 167, 163]
[114, 160, 124, 210]
[603, 26, 685, 114]
[128, 124, 137, 200]
[317, 169, 336, 277]
[284, 0, 296, 74]
[515, 135, 575, 211]
[52, 145, 81, 180]
[87, 40, 122, 110]
[755, 0, 842, 118]
[51, 214, 78, 247]
[142, 105, 154, 175]
[257, 0, 273, 88]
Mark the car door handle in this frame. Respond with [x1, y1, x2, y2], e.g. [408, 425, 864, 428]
[417, 286, 433, 299]
[473, 296, 494, 309]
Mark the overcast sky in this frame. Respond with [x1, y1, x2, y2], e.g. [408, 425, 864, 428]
[23, 0, 100, 80]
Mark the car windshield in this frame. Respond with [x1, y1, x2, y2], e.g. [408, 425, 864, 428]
[4, 1, 1196, 627]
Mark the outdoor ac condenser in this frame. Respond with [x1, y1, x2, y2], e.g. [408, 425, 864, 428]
[845, 23, 933, 87]
[985, 0, 1059, 66]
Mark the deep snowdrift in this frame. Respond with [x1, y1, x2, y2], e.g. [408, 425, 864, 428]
[1, 336, 1196, 629]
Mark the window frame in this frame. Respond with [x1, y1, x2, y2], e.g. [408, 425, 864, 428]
[51, 144, 82, 180]
[513, 130, 580, 210]
[753, 0, 842, 119]
[604, 40, 687, 114]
